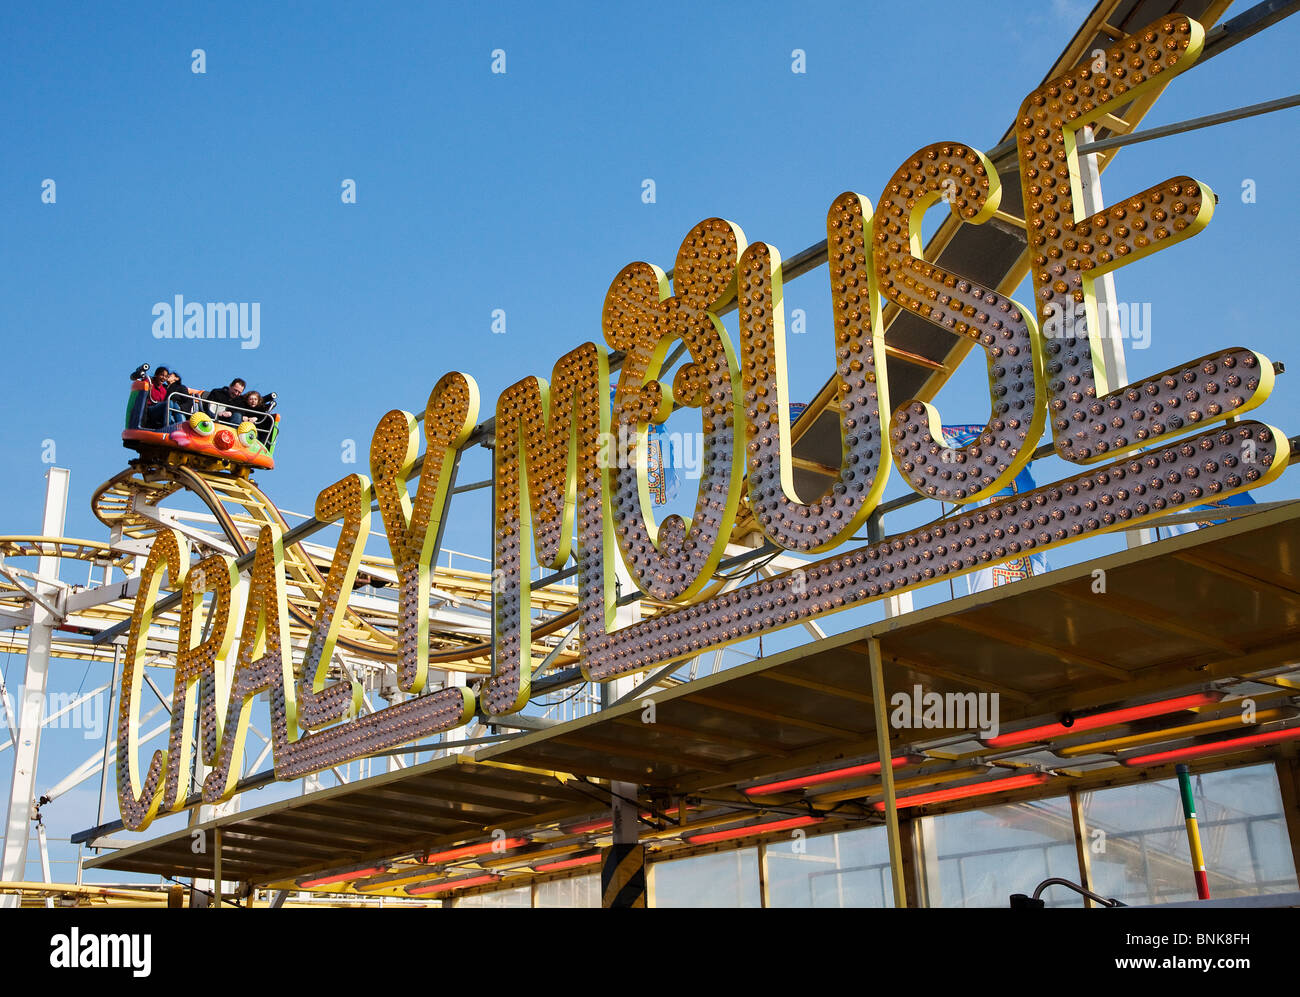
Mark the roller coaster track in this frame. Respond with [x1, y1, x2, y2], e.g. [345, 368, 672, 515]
[0, 536, 136, 570]
[88, 460, 582, 673]
[91, 462, 402, 661]
[0, 535, 122, 627]
[185, 466, 406, 660]
[0, 535, 135, 663]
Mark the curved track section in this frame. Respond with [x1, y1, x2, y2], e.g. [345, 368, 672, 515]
[90, 461, 583, 673]
[0, 534, 139, 663]
[175, 466, 404, 661]
[93, 463, 402, 661]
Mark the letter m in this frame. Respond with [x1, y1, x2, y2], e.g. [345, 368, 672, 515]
[206, 302, 238, 339]
[101, 935, 130, 968]
[482, 343, 616, 717]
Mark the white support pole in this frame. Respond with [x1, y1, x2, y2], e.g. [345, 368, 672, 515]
[885, 591, 914, 618]
[438, 666, 469, 759]
[96, 643, 121, 826]
[36, 820, 54, 908]
[601, 558, 642, 707]
[0, 467, 69, 907]
[1076, 128, 1152, 548]
[0, 667, 19, 745]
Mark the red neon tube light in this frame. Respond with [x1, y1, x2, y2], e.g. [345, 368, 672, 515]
[986, 693, 1223, 747]
[744, 756, 910, 796]
[869, 772, 1049, 811]
[534, 854, 602, 873]
[1122, 725, 1300, 766]
[300, 866, 386, 888]
[424, 837, 528, 864]
[408, 874, 499, 896]
[686, 815, 822, 844]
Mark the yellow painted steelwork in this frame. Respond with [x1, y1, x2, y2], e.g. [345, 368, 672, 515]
[1056, 708, 1291, 756]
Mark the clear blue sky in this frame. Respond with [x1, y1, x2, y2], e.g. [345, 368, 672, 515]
[1, 1, 1298, 877]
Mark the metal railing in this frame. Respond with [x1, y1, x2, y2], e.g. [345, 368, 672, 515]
[194, 393, 275, 427]
[139, 392, 278, 450]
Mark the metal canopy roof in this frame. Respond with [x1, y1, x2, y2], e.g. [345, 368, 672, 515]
[85, 499, 1300, 889]
[476, 502, 1300, 790]
[84, 756, 596, 884]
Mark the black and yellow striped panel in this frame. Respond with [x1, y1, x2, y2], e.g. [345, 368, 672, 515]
[601, 844, 646, 908]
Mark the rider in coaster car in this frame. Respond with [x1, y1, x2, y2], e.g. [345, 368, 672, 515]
[148, 367, 172, 403]
[146, 371, 203, 429]
[204, 377, 247, 421]
[242, 391, 276, 446]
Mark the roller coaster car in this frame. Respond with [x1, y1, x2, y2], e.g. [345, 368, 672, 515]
[122, 377, 279, 471]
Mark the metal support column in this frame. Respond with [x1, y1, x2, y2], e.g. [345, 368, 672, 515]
[0, 467, 69, 907]
[601, 778, 645, 908]
[36, 818, 53, 908]
[867, 636, 907, 907]
[1274, 755, 1300, 880]
[898, 816, 925, 907]
[1069, 786, 1095, 908]
[95, 642, 121, 827]
[600, 556, 647, 907]
[213, 827, 222, 909]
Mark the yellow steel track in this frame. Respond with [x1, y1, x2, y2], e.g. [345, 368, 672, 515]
[84, 459, 581, 673]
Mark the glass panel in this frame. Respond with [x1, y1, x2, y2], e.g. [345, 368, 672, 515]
[536, 875, 601, 908]
[651, 848, 760, 907]
[923, 797, 1083, 907]
[454, 885, 531, 907]
[766, 825, 894, 907]
[1083, 763, 1298, 905]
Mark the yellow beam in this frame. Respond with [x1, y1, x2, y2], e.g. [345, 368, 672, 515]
[991, 209, 1026, 229]
[868, 637, 907, 908]
[0, 881, 167, 903]
[1056, 709, 1289, 757]
[757, 670, 874, 706]
[686, 693, 862, 740]
[1069, 788, 1094, 908]
[809, 766, 986, 807]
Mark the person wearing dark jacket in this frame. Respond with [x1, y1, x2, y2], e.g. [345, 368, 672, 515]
[204, 378, 246, 420]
